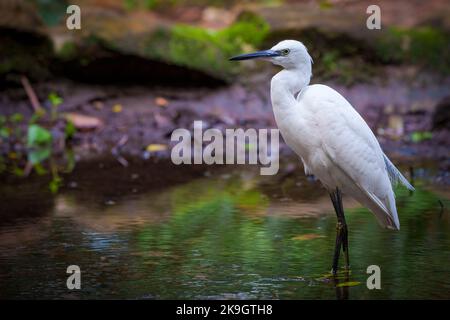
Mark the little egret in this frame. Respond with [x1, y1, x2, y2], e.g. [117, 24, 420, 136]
[230, 40, 414, 273]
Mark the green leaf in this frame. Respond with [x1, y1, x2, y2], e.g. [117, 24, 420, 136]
[336, 281, 361, 288]
[33, 163, 47, 175]
[64, 121, 76, 140]
[48, 92, 63, 107]
[29, 109, 46, 124]
[27, 124, 52, 147]
[12, 166, 24, 177]
[10, 113, 24, 123]
[0, 127, 9, 138]
[28, 147, 51, 165]
[49, 176, 62, 193]
[411, 131, 433, 143]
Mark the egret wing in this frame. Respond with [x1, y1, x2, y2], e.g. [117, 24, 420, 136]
[305, 85, 400, 229]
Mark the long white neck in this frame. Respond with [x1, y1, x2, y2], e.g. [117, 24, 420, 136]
[270, 65, 311, 111]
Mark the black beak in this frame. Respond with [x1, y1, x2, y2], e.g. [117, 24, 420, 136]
[229, 50, 280, 61]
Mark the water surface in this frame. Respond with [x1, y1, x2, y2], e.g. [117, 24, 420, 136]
[0, 159, 449, 299]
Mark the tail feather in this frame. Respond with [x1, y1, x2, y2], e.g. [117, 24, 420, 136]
[383, 154, 415, 191]
[356, 188, 400, 230]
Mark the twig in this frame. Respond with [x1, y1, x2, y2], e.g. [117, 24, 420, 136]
[116, 134, 129, 148]
[23, 161, 33, 177]
[20, 76, 43, 113]
[115, 155, 129, 167]
[111, 135, 129, 167]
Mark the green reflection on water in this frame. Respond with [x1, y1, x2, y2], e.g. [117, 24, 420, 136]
[0, 168, 448, 299]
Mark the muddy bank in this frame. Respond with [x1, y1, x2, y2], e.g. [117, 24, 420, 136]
[0, 65, 449, 184]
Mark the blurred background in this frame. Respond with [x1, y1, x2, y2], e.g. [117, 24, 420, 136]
[0, 0, 449, 299]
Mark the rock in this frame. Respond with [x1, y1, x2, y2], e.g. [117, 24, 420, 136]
[254, 0, 450, 75]
[257, 0, 450, 41]
[432, 96, 450, 130]
[47, 4, 269, 84]
[0, 0, 53, 82]
[0, 0, 45, 33]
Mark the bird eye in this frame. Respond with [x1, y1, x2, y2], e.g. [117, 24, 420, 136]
[280, 49, 290, 56]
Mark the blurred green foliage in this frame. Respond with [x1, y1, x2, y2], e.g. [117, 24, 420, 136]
[143, 12, 269, 79]
[410, 131, 433, 143]
[123, 0, 280, 10]
[34, 0, 68, 26]
[27, 124, 52, 148]
[376, 26, 450, 74]
[12, 1, 449, 83]
[0, 92, 75, 192]
[27, 124, 52, 165]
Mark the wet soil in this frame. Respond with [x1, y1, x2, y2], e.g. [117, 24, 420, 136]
[0, 65, 449, 183]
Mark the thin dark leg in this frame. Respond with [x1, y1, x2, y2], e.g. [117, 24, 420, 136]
[336, 188, 350, 269]
[329, 188, 350, 274]
[329, 191, 342, 274]
[334, 270, 350, 300]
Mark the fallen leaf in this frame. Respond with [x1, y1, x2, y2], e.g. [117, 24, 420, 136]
[155, 97, 169, 107]
[291, 234, 325, 241]
[336, 281, 361, 288]
[112, 104, 123, 113]
[315, 270, 352, 281]
[65, 113, 103, 131]
[146, 144, 168, 152]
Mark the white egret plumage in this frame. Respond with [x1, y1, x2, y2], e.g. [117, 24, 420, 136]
[230, 40, 414, 273]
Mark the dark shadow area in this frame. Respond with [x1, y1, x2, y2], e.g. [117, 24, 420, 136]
[51, 48, 227, 87]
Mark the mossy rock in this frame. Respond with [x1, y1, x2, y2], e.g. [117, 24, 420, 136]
[142, 12, 269, 80]
[51, 9, 270, 83]
[256, 1, 450, 80]
[375, 26, 450, 74]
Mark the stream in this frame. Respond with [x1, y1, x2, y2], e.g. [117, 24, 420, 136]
[0, 158, 448, 299]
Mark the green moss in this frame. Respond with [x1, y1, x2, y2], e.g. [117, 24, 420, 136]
[58, 42, 78, 60]
[376, 26, 450, 74]
[143, 13, 270, 79]
[122, 0, 279, 10]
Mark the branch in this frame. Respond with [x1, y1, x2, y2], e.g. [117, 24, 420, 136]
[20, 76, 43, 113]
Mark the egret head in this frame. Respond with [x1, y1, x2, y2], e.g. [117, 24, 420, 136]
[230, 40, 313, 70]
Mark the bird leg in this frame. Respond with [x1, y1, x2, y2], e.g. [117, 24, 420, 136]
[329, 188, 350, 274]
[336, 188, 350, 269]
[331, 220, 343, 274]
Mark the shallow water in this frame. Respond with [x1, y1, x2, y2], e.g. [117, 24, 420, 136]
[0, 160, 449, 299]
